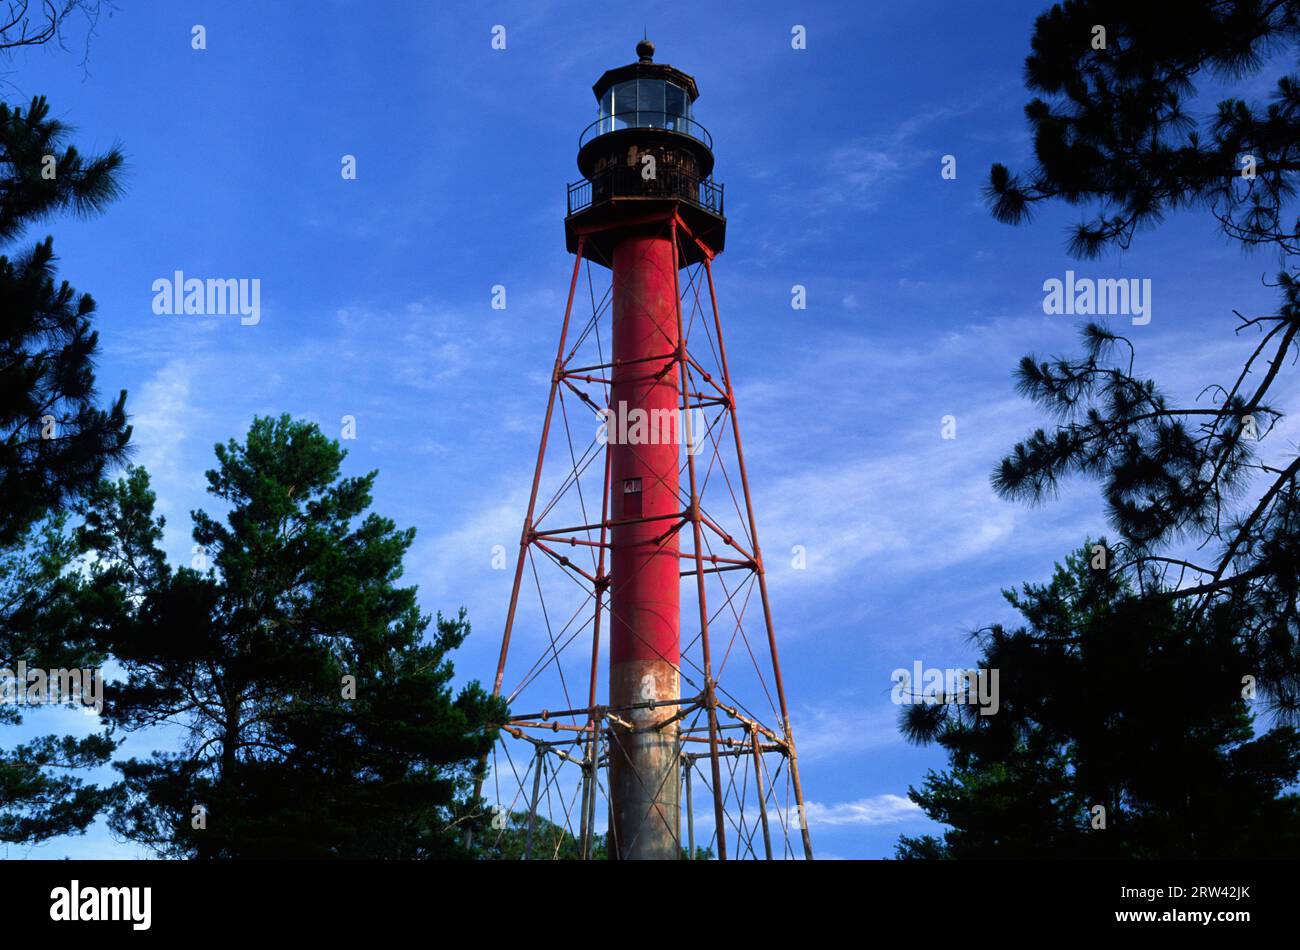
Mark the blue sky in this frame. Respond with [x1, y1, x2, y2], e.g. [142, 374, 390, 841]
[6, 0, 1297, 859]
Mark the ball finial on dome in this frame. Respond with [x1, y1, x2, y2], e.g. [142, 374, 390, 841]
[636, 38, 655, 63]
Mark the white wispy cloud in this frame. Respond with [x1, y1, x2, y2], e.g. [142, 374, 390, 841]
[811, 101, 994, 212]
[804, 793, 923, 827]
[793, 700, 902, 762]
[126, 357, 207, 544]
[408, 488, 527, 605]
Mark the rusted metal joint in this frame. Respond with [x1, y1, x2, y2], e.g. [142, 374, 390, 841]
[605, 712, 635, 731]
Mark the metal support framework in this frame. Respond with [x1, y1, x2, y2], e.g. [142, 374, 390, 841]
[478, 210, 813, 860]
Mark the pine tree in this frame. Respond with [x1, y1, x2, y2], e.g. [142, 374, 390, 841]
[986, 0, 1300, 717]
[0, 93, 127, 844]
[79, 417, 505, 858]
[0, 515, 117, 844]
[896, 545, 1300, 859]
[0, 95, 128, 546]
[473, 813, 714, 860]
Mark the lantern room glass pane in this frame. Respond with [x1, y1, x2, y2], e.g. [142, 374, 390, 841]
[611, 81, 636, 130]
[638, 78, 666, 128]
[666, 82, 687, 118]
[589, 78, 702, 143]
[665, 82, 689, 133]
[598, 87, 614, 134]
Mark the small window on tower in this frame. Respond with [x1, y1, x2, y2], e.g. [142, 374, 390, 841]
[623, 477, 643, 519]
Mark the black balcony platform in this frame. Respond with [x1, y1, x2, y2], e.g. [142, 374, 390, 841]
[564, 165, 726, 267]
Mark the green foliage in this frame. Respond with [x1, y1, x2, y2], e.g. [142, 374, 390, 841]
[0, 96, 129, 548]
[474, 811, 588, 860]
[989, 0, 1300, 718]
[898, 544, 1300, 859]
[0, 516, 118, 844]
[0, 93, 127, 844]
[473, 810, 713, 860]
[81, 416, 506, 858]
[986, 0, 1300, 257]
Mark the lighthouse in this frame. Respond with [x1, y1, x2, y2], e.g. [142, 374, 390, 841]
[486, 40, 812, 861]
[568, 39, 724, 860]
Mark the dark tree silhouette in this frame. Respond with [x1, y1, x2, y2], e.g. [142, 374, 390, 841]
[988, 0, 1300, 257]
[987, 0, 1300, 717]
[473, 811, 713, 860]
[0, 95, 128, 548]
[897, 545, 1300, 859]
[0, 2, 113, 63]
[0, 92, 125, 845]
[79, 418, 505, 858]
[0, 515, 117, 845]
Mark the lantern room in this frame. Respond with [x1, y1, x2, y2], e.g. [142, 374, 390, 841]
[566, 39, 726, 266]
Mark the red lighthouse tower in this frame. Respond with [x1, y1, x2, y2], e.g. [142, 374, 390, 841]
[483, 40, 813, 861]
